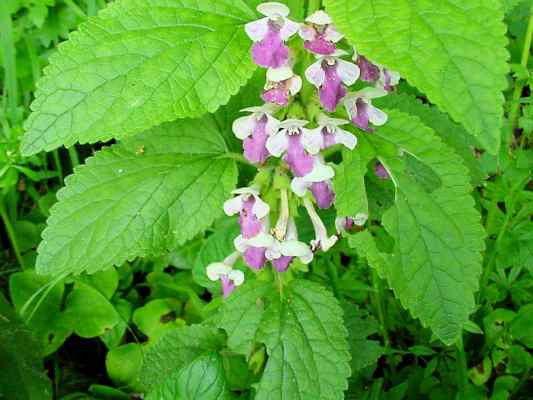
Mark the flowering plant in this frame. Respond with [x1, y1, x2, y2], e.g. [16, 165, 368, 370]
[15, 0, 512, 398]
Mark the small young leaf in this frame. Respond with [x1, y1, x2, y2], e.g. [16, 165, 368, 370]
[325, 0, 508, 153]
[36, 117, 237, 277]
[217, 280, 351, 400]
[21, 0, 257, 155]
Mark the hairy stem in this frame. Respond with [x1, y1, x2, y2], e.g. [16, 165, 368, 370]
[68, 146, 80, 168]
[307, 0, 322, 14]
[456, 337, 468, 400]
[0, 2, 18, 127]
[371, 269, 390, 349]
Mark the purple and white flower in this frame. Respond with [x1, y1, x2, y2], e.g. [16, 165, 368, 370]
[266, 119, 319, 176]
[303, 197, 338, 251]
[245, 2, 300, 68]
[266, 219, 313, 272]
[311, 114, 357, 150]
[262, 66, 302, 106]
[305, 50, 360, 112]
[353, 46, 380, 83]
[378, 67, 401, 92]
[299, 10, 343, 56]
[335, 214, 368, 234]
[234, 232, 275, 270]
[344, 87, 388, 132]
[232, 104, 280, 164]
[375, 161, 390, 179]
[206, 253, 245, 298]
[224, 187, 270, 239]
[291, 157, 336, 209]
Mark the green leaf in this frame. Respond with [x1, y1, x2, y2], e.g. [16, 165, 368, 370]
[325, 0, 508, 153]
[146, 353, 232, 400]
[217, 280, 351, 400]
[21, 0, 257, 155]
[350, 110, 485, 344]
[0, 293, 53, 400]
[510, 304, 533, 349]
[333, 135, 374, 219]
[342, 302, 384, 371]
[132, 298, 184, 342]
[9, 271, 72, 355]
[36, 117, 237, 277]
[64, 281, 120, 338]
[106, 343, 144, 388]
[376, 93, 486, 185]
[139, 324, 225, 391]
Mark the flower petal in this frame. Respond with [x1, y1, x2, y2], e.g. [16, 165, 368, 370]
[305, 10, 332, 25]
[232, 115, 254, 139]
[357, 86, 388, 99]
[317, 114, 349, 127]
[367, 105, 388, 126]
[223, 195, 243, 216]
[279, 119, 309, 129]
[265, 114, 281, 136]
[267, 66, 293, 82]
[303, 160, 335, 183]
[289, 75, 302, 95]
[290, 177, 309, 197]
[245, 232, 275, 248]
[280, 240, 312, 258]
[251, 195, 270, 218]
[298, 25, 316, 41]
[257, 2, 290, 17]
[266, 131, 289, 157]
[280, 19, 300, 40]
[336, 59, 360, 86]
[324, 25, 343, 43]
[206, 262, 231, 281]
[305, 60, 325, 88]
[334, 128, 357, 150]
[244, 18, 269, 42]
[301, 128, 323, 154]
[234, 235, 247, 252]
[228, 269, 245, 286]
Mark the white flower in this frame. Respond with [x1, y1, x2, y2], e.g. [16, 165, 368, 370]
[309, 114, 357, 150]
[291, 157, 335, 197]
[344, 87, 388, 131]
[303, 197, 338, 252]
[232, 104, 281, 140]
[265, 219, 313, 264]
[305, 49, 360, 89]
[245, 2, 300, 43]
[223, 187, 270, 219]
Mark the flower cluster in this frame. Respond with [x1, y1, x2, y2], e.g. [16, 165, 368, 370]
[207, 3, 399, 297]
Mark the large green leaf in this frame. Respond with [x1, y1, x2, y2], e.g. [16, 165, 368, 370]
[36, 117, 237, 276]
[325, 0, 508, 153]
[217, 280, 351, 400]
[350, 110, 485, 344]
[146, 353, 232, 400]
[0, 294, 52, 400]
[21, 0, 257, 155]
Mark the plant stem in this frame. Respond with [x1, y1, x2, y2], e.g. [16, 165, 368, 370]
[456, 336, 468, 400]
[52, 151, 64, 185]
[87, 0, 97, 16]
[509, 8, 533, 150]
[68, 146, 80, 168]
[371, 269, 390, 349]
[326, 256, 340, 298]
[0, 2, 18, 127]
[64, 0, 87, 19]
[0, 197, 26, 270]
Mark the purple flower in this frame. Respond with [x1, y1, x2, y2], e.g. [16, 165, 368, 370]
[375, 162, 390, 179]
[206, 253, 244, 298]
[305, 50, 360, 112]
[335, 214, 368, 234]
[353, 46, 380, 82]
[298, 10, 343, 56]
[224, 187, 270, 238]
[378, 68, 401, 92]
[232, 104, 280, 164]
[266, 119, 319, 177]
[313, 114, 357, 150]
[291, 156, 336, 209]
[262, 66, 302, 106]
[344, 88, 388, 132]
[265, 219, 313, 272]
[234, 232, 275, 270]
[245, 2, 299, 68]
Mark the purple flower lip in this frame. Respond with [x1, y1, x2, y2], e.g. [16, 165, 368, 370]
[262, 66, 302, 106]
[206, 253, 244, 298]
[305, 51, 360, 112]
[245, 3, 300, 68]
[310, 180, 335, 209]
[299, 11, 344, 56]
[344, 88, 388, 131]
[265, 218, 313, 271]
